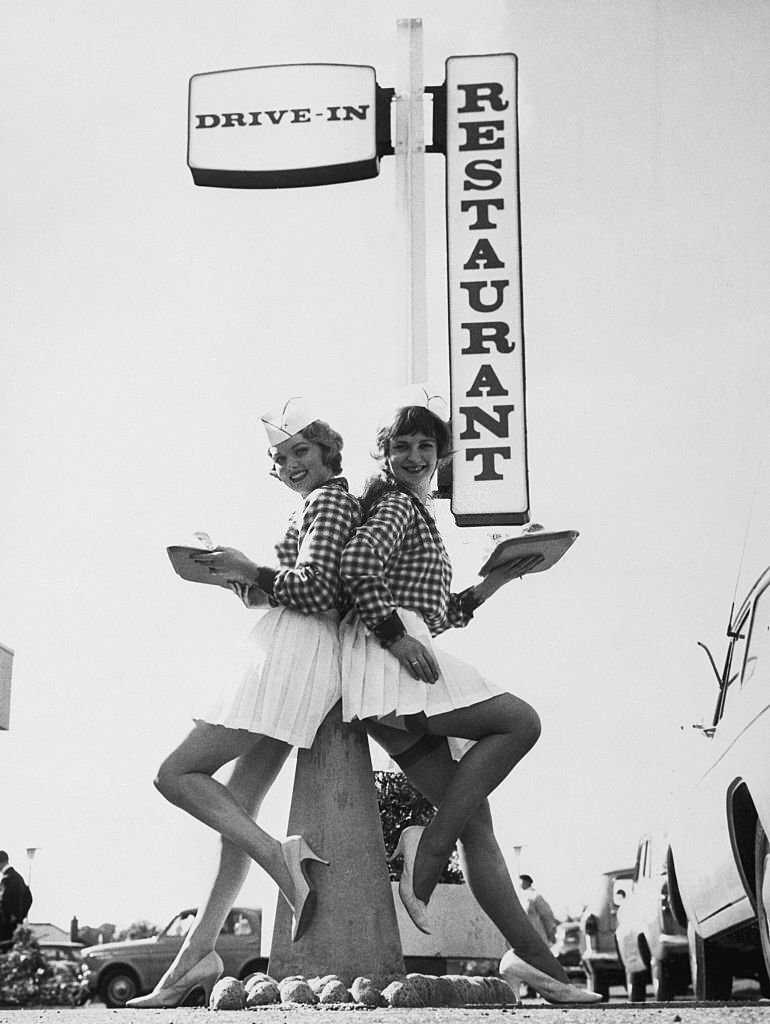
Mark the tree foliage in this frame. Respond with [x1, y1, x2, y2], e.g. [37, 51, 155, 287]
[374, 770, 463, 883]
[116, 919, 158, 941]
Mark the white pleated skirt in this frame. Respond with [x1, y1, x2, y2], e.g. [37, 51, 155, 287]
[196, 605, 341, 749]
[339, 607, 506, 758]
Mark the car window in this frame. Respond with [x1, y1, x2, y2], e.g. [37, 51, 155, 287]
[741, 583, 770, 689]
[221, 911, 253, 936]
[633, 841, 646, 883]
[163, 911, 195, 938]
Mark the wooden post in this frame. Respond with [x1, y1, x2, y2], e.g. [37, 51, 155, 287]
[268, 704, 404, 986]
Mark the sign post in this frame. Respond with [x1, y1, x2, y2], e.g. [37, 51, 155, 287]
[395, 18, 428, 385]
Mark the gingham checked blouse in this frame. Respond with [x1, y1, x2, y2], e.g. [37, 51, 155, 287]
[340, 487, 477, 639]
[253, 477, 361, 614]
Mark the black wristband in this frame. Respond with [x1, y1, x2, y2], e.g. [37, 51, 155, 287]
[373, 611, 407, 648]
[254, 567, 277, 597]
[457, 586, 481, 618]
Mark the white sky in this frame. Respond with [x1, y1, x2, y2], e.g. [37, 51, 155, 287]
[2, 0, 770, 946]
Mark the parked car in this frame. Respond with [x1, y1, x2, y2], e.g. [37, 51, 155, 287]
[39, 940, 85, 962]
[81, 906, 264, 1007]
[667, 564, 770, 999]
[552, 920, 585, 978]
[580, 866, 634, 1000]
[614, 831, 690, 1001]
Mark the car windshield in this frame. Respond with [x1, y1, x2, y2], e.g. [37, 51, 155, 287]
[161, 910, 196, 939]
[160, 908, 254, 939]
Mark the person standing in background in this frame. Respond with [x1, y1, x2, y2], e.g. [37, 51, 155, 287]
[0, 851, 30, 951]
[519, 874, 558, 945]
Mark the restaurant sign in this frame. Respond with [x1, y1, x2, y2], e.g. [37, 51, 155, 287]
[188, 63, 382, 188]
[444, 54, 529, 526]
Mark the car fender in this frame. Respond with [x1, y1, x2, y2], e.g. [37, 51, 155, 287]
[666, 845, 691, 935]
[95, 958, 145, 988]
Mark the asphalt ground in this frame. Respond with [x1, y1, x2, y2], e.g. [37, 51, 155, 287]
[4, 1003, 770, 1024]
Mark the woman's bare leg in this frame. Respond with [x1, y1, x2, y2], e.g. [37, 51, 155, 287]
[378, 729, 568, 983]
[403, 693, 541, 902]
[154, 734, 291, 985]
[154, 723, 295, 907]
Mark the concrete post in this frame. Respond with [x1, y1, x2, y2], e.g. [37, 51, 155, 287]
[268, 702, 405, 986]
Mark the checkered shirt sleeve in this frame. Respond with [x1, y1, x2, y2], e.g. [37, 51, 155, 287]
[341, 490, 475, 636]
[263, 479, 360, 614]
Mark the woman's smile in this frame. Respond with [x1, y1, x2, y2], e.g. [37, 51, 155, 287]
[272, 438, 332, 496]
[388, 432, 439, 496]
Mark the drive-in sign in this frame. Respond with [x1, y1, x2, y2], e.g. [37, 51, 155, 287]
[188, 63, 381, 188]
[444, 54, 529, 526]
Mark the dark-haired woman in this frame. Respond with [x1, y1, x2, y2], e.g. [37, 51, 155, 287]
[340, 399, 599, 1005]
[128, 399, 359, 1008]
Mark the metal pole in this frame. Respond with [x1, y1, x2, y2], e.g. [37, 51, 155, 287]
[395, 18, 427, 385]
[26, 847, 37, 888]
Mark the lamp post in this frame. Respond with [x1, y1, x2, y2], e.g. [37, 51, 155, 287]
[25, 847, 39, 887]
[512, 843, 527, 881]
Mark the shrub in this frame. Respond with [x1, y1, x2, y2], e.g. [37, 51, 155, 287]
[374, 770, 463, 883]
[0, 928, 88, 1006]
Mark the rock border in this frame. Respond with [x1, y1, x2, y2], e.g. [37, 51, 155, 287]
[209, 972, 519, 1011]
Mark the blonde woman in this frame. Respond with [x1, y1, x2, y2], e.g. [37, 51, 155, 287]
[128, 399, 359, 1008]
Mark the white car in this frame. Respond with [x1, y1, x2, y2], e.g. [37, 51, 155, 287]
[667, 565, 770, 999]
[614, 830, 690, 1001]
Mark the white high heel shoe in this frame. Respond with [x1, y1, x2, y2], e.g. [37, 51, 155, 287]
[126, 950, 223, 1008]
[389, 825, 431, 934]
[500, 949, 603, 1005]
[282, 834, 329, 942]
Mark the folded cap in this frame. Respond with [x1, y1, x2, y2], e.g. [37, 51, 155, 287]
[378, 383, 449, 428]
[260, 396, 316, 447]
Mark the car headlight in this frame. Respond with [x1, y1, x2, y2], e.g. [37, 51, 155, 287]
[83, 951, 110, 964]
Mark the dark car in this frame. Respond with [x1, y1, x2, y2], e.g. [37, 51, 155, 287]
[552, 920, 585, 978]
[81, 906, 263, 1007]
[580, 866, 634, 1000]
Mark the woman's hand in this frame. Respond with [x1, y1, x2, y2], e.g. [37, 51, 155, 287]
[190, 546, 261, 584]
[473, 553, 544, 605]
[228, 581, 269, 607]
[388, 634, 440, 684]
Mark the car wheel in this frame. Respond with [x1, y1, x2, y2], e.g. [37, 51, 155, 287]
[587, 970, 610, 1001]
[755, 820, 770, 982]
[687, 923, 732, 1000]
[651, 957, 674, 1001]
[626, 969, 647, 1002]
[99, 968, 139, 1008]
[239, 959, 268, 981]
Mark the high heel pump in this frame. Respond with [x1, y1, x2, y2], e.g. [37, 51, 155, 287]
[499, 949, 602, 1005]
[389, 825, 431, 934]
[125, 950, 223, 1008]
[282, 834, 329, 942]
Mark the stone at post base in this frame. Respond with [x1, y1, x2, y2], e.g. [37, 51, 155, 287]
[268, 701, 405, 987]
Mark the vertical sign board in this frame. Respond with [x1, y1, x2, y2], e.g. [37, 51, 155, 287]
[188, 64, 381, 188]
[445, 54, 529, 526]
[0, 642, 13, 730]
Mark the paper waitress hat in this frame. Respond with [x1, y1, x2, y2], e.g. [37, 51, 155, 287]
[377, 383, 449, 428]
[260, 397, 317, 447]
